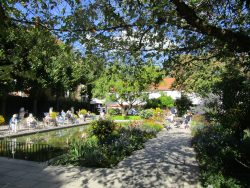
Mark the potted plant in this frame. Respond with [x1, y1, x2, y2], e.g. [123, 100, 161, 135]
[78, 109, 87, 118]
[0, 115, 5, 125]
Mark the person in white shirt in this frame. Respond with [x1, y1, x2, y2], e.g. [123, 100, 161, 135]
[26, 113, 36, 128]
[9, 114, 18, 133]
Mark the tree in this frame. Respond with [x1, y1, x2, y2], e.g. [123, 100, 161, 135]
[212, 63, 250, 140]
[175, 94, 193, 117]
[92, 60, 163, 116]
[1, 0, 249, 58]
[0, 8, 81, 114]
[71, 54, 106, 103]
[166, 54, 226, 96]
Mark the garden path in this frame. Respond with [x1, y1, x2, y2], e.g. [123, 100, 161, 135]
[0, 126, 200, 188]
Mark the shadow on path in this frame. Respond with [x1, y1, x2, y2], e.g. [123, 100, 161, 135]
[0, 127, 200, 188]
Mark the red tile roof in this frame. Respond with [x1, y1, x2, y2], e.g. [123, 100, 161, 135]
[149, 77, 175, 91]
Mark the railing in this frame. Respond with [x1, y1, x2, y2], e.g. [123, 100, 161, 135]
[0, 140, 65, 162]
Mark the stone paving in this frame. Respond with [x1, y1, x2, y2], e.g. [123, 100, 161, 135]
[0, 127, 201, 188]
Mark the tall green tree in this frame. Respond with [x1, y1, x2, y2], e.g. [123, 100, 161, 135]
[71, 54, 106, 103]
[93, 60, 163, 116]
[0, 8, 80, 114]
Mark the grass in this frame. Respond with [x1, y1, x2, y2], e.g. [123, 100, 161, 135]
[110, 115, 141, 120]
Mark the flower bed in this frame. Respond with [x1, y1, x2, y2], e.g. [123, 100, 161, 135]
[51, 119, 163, 167]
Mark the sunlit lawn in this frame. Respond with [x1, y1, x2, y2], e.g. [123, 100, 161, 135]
[110, 115, 141, 120]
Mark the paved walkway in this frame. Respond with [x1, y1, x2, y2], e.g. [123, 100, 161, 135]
[0, 127, 200, 188]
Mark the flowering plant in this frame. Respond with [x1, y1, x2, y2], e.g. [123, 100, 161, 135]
[0, 115, 5, 125]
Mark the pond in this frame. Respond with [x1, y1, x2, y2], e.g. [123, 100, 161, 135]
[4, 125, 89, 148]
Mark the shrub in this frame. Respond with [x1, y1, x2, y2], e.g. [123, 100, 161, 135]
[146, 95, 174, 109]
[190, 115, 209, 136]
[142, 119, 164, 132]
[145, 98, 161, 108]
[153, 108, 164, 116]
[175, 94, 193, 117]
[108, 108, 121, 115]
[139, 109, 154, 119]
[159, 95, 174, 108]
[51, 136, 106, 167]
[192, 124, 250, 187]
[0, 115, 5, 125]
[52, 122, 159, 168]
[78, 109, 87, 115]
[89, 119, 117, 143]
[153, 108, 165, 121]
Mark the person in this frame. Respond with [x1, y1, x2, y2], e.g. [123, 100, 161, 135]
[26, 113, 37, 128]
[100, 111, 105, 120]
[43, 113, 52, 126]
[61, 110, 66, 120]
[87, 111, 91, 119]
[56, 114, 64, 126]
[167, 113, 174, 123]
[19, 107, 25, 120]
[49, 107, 53, 113]
[9, 114, 18, 133]
[83, 113, 87, 121]
[65, 110, 72, 123]
[174, 119, 183, 128]
[184, 112, 192, 129]
[170, 107, 177, 115]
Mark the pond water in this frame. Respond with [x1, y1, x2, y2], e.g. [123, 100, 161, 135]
[4, 125, 89, 148]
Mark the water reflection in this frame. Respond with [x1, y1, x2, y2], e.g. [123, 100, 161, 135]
[6, 125, 88, 148]
[11, 138, 16, 158]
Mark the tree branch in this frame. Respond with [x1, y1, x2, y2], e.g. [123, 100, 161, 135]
[172, 0, 250, 53]
[138, 26, 153, 50]
[11, 17, 138, 33]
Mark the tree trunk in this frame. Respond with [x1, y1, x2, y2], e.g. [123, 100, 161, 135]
[33, 98, 38, 116]
[0, 94, 7, 116]
[32, 90, 40, 116]
[172, 0, 250, 53]
[121, 105, 128, 117]
[56, 92, 60, 111]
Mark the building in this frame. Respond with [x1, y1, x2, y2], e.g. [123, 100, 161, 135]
[148, 77, 181, 100]
[91, 77, 203, 112]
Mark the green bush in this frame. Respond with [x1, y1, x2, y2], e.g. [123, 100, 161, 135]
[145, 98, 161, 108]
[159, 95, 174, 108]
[89, 119, 117, 143]
[146, 95, 174, 109]
[78, 109, 87, 115]
[52, 125, 158, 168]
[139, 109, 154, 119]
[175, 94, 193, 117]
[190, 115, 209, 136]
[108, 108, 121, 115]
[51, 136, 107, 167]
[192, 124, 250, 187]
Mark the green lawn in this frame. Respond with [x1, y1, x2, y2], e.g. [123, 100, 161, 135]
[110, 115, 141, 120]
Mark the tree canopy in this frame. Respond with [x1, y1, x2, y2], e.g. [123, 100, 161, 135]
[93, 60, 164, 115]
[1, 0, 249, 59]
[1, 0, 249, 139]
